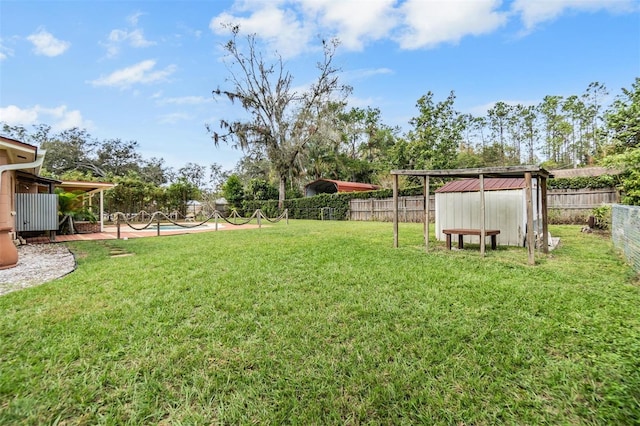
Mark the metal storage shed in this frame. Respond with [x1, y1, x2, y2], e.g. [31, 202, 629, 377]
[390, 166, 552, 265]
[435, 177, 540, 247]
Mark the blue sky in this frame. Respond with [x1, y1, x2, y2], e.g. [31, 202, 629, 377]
[1, 0, 639, 172]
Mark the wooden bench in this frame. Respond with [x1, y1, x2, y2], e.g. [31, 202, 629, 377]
[442, 228, 500, 250]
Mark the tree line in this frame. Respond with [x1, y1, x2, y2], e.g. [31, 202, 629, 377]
[208, 32, 638, 207]
[2, 33, 638, 209]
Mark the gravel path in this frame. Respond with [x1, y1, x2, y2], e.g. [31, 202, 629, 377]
[0, 244, 76, 296]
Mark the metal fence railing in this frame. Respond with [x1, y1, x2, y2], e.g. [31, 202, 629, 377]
[612, 204, 640, 273]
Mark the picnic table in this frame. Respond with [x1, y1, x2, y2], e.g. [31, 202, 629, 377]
[442, 228, 500, 250]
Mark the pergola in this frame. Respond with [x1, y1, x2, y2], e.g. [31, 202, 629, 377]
[391, 166, 552, 265]
[58, 181, 116, 232]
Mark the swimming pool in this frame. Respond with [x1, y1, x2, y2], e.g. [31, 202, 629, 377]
[136, 223, 223, 231]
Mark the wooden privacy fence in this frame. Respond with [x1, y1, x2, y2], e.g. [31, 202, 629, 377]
[547, 188, 619, 223]
[350, 196, 435, 222]
[349, 188, 618, 223]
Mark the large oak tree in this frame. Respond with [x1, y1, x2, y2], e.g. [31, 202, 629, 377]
[208, 26, 350, 208]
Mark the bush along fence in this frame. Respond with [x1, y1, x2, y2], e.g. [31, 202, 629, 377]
[547, 188, 619, 224]
[243, 186, 427, 221]
[546, 174, 620, 223]
[611, 204, 640, 274]
[111, 209, 288, 238]
[243, 175, 621, 224]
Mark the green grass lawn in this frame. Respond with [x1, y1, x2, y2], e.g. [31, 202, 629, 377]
[1, 221, 639, 425]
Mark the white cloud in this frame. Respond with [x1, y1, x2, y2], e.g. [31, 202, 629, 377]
[176, 22, 204, 40]
[299, 0, 398, 50]
[395, 0, 508, 49]
[512, 0, 639, 31]
[89, 60, 177, 88]
[0, 39, 14, 61]
[156, 96, 212, 106]
[110, 29, 155, 48]
[158, 112, 192, 124]
[211, 0, 637, 54]
[0, 104, 91, 130]
[102, 12, 155, 57]
[103, 28, 155, 57]
[210, 4, 313, 58]
[26, 28, 70, 57]
[127, 11, 145, 27]
[344, 67, 394, 81]
[211, 0, 511, 54]
[210, 0, 397, 55]
[54, 108, 86, 130]
[0, 105, 39, 124]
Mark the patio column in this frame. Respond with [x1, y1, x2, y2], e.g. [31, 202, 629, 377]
[100, 189, 105, 232]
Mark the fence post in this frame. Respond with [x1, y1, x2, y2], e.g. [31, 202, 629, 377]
[370, 198, 374, 221]
[157, 215, 161, 236]
[257, 209, 262, 228]
[116, 214, 121, 240]
[215, 211, 219, 231]
[403, 198, 407, 223]
[285, 208, 289, 225]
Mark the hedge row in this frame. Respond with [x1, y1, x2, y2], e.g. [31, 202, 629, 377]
[243, 185, 427, 220]
[244, 174, 621, 220]
[547, 174, 621, 190]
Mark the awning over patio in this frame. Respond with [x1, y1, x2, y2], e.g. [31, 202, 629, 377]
[57, 181, 117, 232]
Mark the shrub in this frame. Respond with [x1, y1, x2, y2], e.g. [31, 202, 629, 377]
[547, 175, 620, 190]
[591, 205, 612, 230]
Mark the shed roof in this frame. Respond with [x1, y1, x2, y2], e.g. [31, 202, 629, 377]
[436, 178, 526, 193]
[391, 165, 552, 178]
[305, 179, 380, 196]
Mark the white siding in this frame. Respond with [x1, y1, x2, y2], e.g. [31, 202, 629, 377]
[436, 189, 525, 246]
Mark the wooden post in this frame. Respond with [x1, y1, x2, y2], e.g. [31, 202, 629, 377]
[424, 175, 430, 251]
[525, 172, 535, 265]
[541, 176, 549, 254]
[393, 173, 399, 248]
[480, 174, 486, 256]
[99, 189, 104, 232]
[370, 198, 374, 221]
[535, 177, 541, 253]
[285, 208, 289, 225]
[215, 211, 219, 231]
[403, 198, 407, 223]
[257, 209, 262, 228]
[157, 215, 160, 236]
[116, 215, 121, 240]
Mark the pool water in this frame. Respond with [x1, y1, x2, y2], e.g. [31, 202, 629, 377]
[158, 223, 210, 230]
